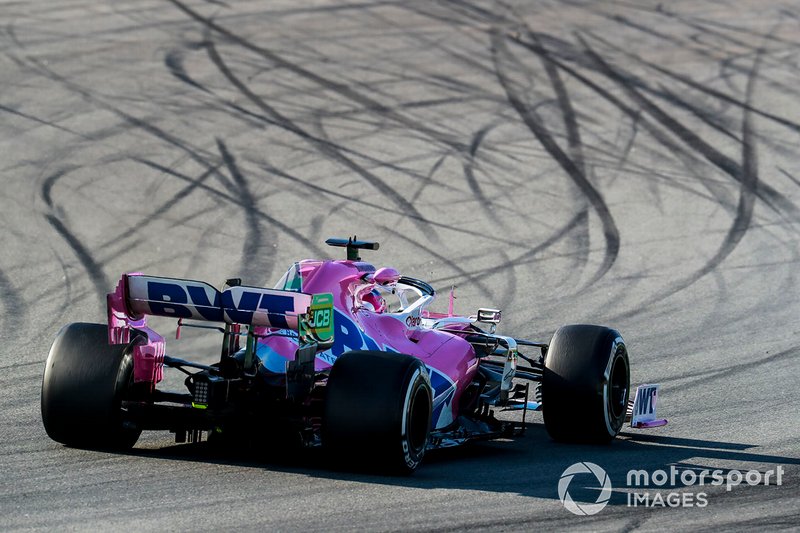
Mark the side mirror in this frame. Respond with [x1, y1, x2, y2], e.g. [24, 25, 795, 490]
[477, 308, 501, 324]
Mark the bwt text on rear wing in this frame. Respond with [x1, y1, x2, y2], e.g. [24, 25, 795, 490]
[105, 273, 333, 385]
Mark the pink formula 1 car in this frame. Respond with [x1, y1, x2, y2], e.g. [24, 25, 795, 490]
[41, 237, 665, 473]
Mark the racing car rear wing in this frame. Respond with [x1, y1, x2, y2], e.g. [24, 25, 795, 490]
[125, 274, 312, 328]
[107, 274, 334, 385]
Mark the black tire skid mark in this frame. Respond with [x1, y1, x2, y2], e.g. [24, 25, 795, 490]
[726, 49, 777, 119]
[262, 4, 505, 193]
[16, 50, 330, 258]
[251, 158, 518, 245]
[663, 345, 799, 392]
[0, 360, 47, 371]
[614, 51, 764, 312]
[509, 33, 742, 212]
[244, 85, 479, 188]
[6, 37, 238, 190]
[374, 225, 495, 301]
[96, 162, 222, 251]
[309, 214, 326, 241]
[491, 30, 620, 286]
[163, 48, 289, 133]
[603, 111, 641, 188]
[179, 206, 234, 277]
[0, 103, 87, 139]
[577, 28, 800, 144]
[777, 167, 800, 189]
[132, 158, 327, 258]
[440, 0, 509, 27]
[781, 7, 800, 26]
[21, 246, 83, 326]
[572, 136, 713, 207]
[687, 52, 762, 283]
[500, 11, 800, 140]
[215, 138, 274, 285]
[429, 210, 588, 287]
[23, 52, 233, 184]
[655, 59, 800, 135]
[594, 10, 796, 95]
[0, 89, 130, 146]
[492, 209, 590, 281]
[576, 35, 798, 220]
[388, 4, 514, 98]
[686, 9, 800, 47]
[303, 100, 465, 199]
[165, 48, 212, 94]
[200, 0, 230, 8]
[496, 1, 634, 194]
[462, 123, 506, 227]
[656, 9, 799, 92]
[534, 32, 593, 282]
[411, 154, 448, 206]
[88, 165, 225, 267]
[202, 36, 444, 244]
[634, 64, 800, 196]
[315, 94, 490, 119]
[494, 249, 517, 313]
[654, 84, 742, 143]
[2, 15, 136, 51]
[600, 13, 683, 48]
[0, 266, 25, 336]
[653, 86, 796, 175]
[41, 168, 110, 300]
[693, 221, 799, 355]
[48, 247, 75, 324]
[218, 100, 284, 130]
[552, 37, 735, 215]
[321, 200, 351, 231]
[166, 0, 470, 154]
[572, 133, 720, 205]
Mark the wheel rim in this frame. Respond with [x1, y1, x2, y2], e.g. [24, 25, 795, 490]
[608, 350, 629, 420]
[407, 386, 431, 454]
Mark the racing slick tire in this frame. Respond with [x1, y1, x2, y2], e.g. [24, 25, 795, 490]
[323, 351, 432, 474]
[41, 322, 141, 449]
[542, 325, 630, 443]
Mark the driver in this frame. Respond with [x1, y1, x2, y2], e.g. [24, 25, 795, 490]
[361, 288, 386, 313]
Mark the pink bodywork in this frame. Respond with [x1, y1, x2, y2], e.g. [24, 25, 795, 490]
[632, 419, 668, 429]
[107, 260, 480, 427]
[107, 274, 165, 386]
[266, 260, 479, 427]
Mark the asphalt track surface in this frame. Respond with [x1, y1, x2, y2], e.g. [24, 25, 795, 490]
[2, 0, 800, 531]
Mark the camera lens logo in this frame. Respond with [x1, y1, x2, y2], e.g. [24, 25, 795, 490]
[558, 462, 612, 515]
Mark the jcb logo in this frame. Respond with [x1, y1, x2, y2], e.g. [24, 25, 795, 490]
[309, 308, 331, 328]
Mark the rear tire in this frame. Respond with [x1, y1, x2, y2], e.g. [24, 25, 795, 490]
[542, 325, 630, 443]
[41, 322, 141, 449]
[324, 351, 432, 474]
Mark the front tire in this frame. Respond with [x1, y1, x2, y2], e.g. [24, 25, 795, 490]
[41, 322, 141, 449]
[324, 351, 432, 474]
[542, 325, 630, 443]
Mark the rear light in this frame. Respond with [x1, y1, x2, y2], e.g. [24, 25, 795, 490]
[191, 375, 225, 409]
